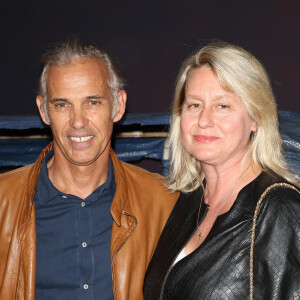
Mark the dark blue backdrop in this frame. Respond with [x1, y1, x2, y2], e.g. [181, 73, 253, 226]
[1, 111, 300, 176]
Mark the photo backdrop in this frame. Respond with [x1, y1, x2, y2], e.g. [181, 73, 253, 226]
[0, 0, 299, 116]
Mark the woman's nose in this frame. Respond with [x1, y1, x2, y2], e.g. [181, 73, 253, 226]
[198, 107, 214, 128]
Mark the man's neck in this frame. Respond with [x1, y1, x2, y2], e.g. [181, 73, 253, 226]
[47, 151, 111, 199]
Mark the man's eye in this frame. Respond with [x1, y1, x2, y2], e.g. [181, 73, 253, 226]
[55, 103, 67, 108]
[89, 100, 100, 105]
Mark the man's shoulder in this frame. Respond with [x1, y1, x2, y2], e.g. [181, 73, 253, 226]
[0, 164, 34, 186]
[120, 160, 162, 180]
[119, 161, 167, 189]
[118, 160, 179, 201]
[0, 164, 35, 223]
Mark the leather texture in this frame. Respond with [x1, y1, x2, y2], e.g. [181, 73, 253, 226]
[0, 143, 178, 300]
[144, 172, 300, 300]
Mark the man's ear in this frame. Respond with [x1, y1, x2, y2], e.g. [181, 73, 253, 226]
[113, 90, 127, 122]
[36, 95, 50, 125]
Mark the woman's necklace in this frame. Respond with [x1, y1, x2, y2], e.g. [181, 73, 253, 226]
[196, 193, 205, 238]
[196, 166, 250, 239]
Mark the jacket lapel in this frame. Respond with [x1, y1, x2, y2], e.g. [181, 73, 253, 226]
[109, 149, 137, 258]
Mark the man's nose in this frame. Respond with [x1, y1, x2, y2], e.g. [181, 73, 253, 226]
[69, 107, 89, 129]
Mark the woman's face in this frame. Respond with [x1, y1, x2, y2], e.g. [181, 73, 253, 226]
[180, 66, 256, 169]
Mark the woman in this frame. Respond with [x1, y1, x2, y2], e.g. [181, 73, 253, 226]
[143, 42, 300, 299]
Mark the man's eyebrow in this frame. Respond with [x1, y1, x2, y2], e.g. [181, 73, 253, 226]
[50, 98, 68, 103]
[49, 95, 105, 103]
[86, 95, 105, 100]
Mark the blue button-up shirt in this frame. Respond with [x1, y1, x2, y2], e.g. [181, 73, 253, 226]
[35, 150, 115, 299]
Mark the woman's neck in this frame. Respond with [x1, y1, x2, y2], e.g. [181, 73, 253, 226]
[202, 159, 261, 213]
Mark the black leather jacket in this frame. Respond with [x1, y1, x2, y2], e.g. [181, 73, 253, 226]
[144, 172, 300, 300]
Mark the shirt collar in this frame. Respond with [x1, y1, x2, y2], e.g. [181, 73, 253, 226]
[35, 149, 115, 206]
[86, 157, 115, 203]
[35, 149, 58, 206]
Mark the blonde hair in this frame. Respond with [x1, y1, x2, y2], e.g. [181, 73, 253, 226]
[168, 41, 299, 192]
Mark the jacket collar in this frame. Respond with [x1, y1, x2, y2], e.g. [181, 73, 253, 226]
[27, 142, 54, 206]
[31, 143, 130, 227]
[20, 142, 54, 224]
[109, 148, 132, 226]
[235, 171, 287, 217]
[164, 171, 286, 251]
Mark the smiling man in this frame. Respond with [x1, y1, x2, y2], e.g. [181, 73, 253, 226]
[0, 41, 178, 300]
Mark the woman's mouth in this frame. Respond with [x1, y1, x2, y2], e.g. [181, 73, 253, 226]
[193, 135, 220, 143]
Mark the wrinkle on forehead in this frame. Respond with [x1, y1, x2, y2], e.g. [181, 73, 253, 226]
[46, 59, 110, 101]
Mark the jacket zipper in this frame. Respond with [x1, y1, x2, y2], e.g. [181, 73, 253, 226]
[111, 211, 137, 299]
[159, 206, 209, 299]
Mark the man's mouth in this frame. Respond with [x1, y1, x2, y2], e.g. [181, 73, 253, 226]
[69, 136, 94, 142]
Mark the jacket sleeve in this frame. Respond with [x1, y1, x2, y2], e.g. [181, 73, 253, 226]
[253, 188, 300, 300]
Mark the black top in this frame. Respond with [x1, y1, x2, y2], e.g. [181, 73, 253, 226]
[144, 172, 300, 300]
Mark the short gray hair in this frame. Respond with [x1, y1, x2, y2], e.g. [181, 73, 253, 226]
[38, 40, 125, 120]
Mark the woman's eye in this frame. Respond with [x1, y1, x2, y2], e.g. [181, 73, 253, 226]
[217, 104, 229, 109]
[191, 103, 199, 108]
[187, 103, 201, 109]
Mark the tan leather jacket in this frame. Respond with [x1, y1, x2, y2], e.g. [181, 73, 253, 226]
[0, 143, 178, 300]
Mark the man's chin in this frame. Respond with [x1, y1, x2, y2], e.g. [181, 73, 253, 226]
[66, 155, 99, 167]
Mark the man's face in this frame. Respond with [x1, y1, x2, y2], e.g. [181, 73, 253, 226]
[36, 58, 126, 167]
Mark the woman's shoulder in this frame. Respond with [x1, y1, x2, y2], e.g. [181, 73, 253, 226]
[258, 174, 300, 225]
[267, 183, 300, 218]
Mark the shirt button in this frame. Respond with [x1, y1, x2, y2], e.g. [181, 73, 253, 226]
[83, 284, 88, 290]
[81, 202, 86, 207]
[62, 195, 67, 199]
[82, 242, 87, 247]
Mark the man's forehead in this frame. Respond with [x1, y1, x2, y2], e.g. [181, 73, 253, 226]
[46, 58, 109, 90]
[48, 58, 108, 75]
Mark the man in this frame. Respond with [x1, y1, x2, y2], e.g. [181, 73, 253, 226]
[0, 41, 178, 299]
